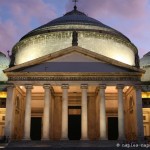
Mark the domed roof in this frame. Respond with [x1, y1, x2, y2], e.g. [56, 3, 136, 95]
[11, 7, 138, 66]
[20, 7, 129, 42]
[140, 51, 150, 67]
[0, 52, 10, 68]
[0, 51, 10, 81]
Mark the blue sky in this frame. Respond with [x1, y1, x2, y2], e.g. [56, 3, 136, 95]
[0, 0, 150, 58]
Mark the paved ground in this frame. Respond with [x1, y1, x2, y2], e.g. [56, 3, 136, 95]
[1, 140, 150, 150]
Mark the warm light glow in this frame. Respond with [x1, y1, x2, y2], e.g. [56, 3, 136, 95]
[0, 92, 7, 98]
[142, 92, 150, 98]
[115, 55, 131, 65]
[20, 86, 23, 89]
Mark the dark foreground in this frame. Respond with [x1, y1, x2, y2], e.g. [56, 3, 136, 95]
[1, 140, 150, 150]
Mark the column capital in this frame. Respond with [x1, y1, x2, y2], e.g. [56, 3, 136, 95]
[116, 84, 124, 90]
[61, 84, 69, 89]
[25, 84, 33, 89]
[7, 84, 15, 89]
[134, 84, 142, 90]
[81, 84, 88, 89]
[43, 84, 51, 89]
[99, 84, 106, 89]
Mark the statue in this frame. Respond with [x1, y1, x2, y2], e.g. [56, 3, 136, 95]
[72, 31, 78, 46]
[135, 52, 140, 68]
[9, 51, 16, 67]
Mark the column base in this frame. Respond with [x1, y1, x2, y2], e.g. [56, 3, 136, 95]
[60, 138, 69, 140]
[22, 137, 31, 141]
[80, 137, 89, 140]
[41, 138, 50, 141]
[99, 137, 107, 140]
[118, 137, 125, 141]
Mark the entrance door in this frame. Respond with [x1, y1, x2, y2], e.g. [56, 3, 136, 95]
[68, 115, 81, 140]
[30, 117, 42, 140]
[108, 117, 118, 140]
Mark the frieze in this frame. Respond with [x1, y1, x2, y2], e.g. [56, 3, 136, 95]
[8, 76, 140, 81]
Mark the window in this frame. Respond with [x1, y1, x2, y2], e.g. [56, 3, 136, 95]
[2, 116, 5, 121]
[0, 98, 6, 108]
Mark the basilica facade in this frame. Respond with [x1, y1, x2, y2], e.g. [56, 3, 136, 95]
[0, 6, 149, 142]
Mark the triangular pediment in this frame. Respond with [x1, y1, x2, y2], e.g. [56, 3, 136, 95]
[47, 52, 100, 63]
[4, 46, 144, 73]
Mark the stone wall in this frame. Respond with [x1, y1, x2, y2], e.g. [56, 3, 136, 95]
[13, 87, 25, 140]
[125, 87, 137, 140]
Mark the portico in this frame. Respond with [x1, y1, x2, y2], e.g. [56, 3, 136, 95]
[3, 46, 144, 141]
[4, 82, 144, 141]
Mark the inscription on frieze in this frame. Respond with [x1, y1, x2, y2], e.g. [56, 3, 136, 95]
[8, 76, 140, 81]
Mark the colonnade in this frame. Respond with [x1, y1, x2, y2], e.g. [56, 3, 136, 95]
[5, 84, 144, 141]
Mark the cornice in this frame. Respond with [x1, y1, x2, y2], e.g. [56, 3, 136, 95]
[4, 46, 144, 73]
[7, 72, 141, 82]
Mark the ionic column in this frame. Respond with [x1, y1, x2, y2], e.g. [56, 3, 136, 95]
[42, 84, 51, 140]
[134, 85, 144, 140]
[99, 84, 107, 140]
[81, 84, 88, 140]
[116, 84, 125, 140]
[4, 84, 15, 139]
[61, 84, 69, 140]
[23, 85, 33, 140]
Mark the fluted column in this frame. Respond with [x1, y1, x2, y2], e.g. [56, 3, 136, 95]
[42, 84, 51, 140]
[134, 85, 144, 140]
[81, 84, 88, 140]
[99, 84, 107, 140]
[116, 84, 125, 140]
[61, 84, 69, 140]
[4, 84, 15, 139]
[23, 85, 33, 140]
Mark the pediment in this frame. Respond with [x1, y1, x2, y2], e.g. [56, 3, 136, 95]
[4, 46, 144, 73]
[48, 52, 100, 63]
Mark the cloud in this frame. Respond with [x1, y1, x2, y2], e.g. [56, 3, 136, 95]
[0, 0, 57, 55]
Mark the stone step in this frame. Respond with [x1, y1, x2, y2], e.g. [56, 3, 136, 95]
[4, 140, 150, 150]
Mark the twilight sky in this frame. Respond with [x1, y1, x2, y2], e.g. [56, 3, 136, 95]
[0, 0, 150, 58]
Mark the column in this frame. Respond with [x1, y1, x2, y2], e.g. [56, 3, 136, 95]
[117, 84, 125, 140]
[81, 84, 88, 140]
[4, 84, 15, 139]
[42, 84, 51, 140]
[134, 85, 144, 140]
[61, 84, 69, 140]
[23, 85, 33, 140]
[99, 84, 107, 140]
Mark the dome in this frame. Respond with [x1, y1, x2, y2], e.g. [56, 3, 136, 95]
[140, 51, 150, 67]
[140, 51, 150, 82]
[0, 51, 10, 81]
[21, 8, 129, 41]
[0, 52, 10, 68]
[11, 7, 138, 66]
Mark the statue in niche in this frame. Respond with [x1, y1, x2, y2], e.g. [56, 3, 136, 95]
[135, 52, 140, 68]
[72, 30, 78, 46]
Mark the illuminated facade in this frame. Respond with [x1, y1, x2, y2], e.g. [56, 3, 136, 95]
[0, 52, 9, 138]
[140, 52, 150, 138]
[0, 6, 149, 142]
